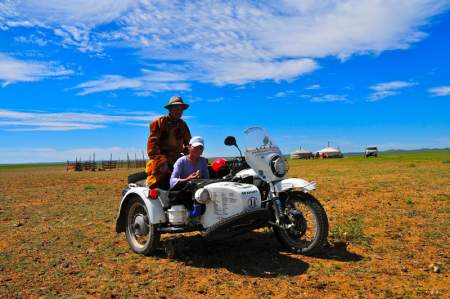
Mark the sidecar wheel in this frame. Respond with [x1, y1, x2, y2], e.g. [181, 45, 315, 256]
[125, 196, 160, 256]
[273, 193, 328, 255]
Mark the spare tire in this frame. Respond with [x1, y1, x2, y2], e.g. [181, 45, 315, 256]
[128, 171, 148, 183]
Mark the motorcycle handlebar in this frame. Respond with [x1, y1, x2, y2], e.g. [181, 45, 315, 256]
[226, 156, 248, 174]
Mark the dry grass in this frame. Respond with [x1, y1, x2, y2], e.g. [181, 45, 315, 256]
[0, 151, 449, 298]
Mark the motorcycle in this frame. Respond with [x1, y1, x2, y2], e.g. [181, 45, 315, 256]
[116, 127, 328, 255]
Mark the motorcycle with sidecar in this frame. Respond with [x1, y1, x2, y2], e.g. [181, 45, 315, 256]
[116, 127, 328, 255]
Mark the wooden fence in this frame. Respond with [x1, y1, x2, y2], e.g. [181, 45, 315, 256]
[66, 154, 147, 171]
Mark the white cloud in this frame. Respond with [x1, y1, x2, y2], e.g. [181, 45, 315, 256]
[207, 97, 224, 103]
[305, 84, 321, 90]
[108, 0, 449, 85]
[0, 0, 134, 29]
[368, 81, 417, 101]
[370, 81, 417, 91]
[14, 34, 48, 46]
[269, 90, 295, 99]
[0, 146, 145, 164]
[19, 0, 134, 26]
[1, 1, 135, 53]
[429, 86, 450, 96]
[367, 90, 399, 102]
[310, 94, 348, 103]
[187, 97, 204, 104]
[1, 1, 449, 86]
[0, 121, 105, 131]
[274, 92, 288, 98]
[73, 69, 191, 95]
[0, 53, 73, 86]
[0, 108, 159, 131]
[202, 59, 318, 85]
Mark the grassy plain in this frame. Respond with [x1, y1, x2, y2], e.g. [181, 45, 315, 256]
[0, 150, 449, 298]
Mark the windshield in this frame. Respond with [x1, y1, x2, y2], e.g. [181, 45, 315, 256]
[243, 127, 278, 151]
[243, 127, 286, 181]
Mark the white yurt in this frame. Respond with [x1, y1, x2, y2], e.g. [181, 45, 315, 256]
[317, 146, 343, 158]
[290, 148, 313, 159]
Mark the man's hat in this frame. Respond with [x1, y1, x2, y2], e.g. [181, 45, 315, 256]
[164, 96, 189, 110]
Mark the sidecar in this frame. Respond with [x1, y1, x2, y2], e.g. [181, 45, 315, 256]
[115, 175, 271, 255]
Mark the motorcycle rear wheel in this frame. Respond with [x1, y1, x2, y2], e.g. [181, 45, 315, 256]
[125, 196, 160, 256]
[273, 192, 328, 255]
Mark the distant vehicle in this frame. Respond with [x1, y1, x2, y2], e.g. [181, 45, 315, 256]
[365, 146, 378, 157]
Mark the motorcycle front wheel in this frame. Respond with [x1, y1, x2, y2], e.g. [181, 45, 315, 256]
[125, 196, 160, 256]
[273, 192, 328, 255]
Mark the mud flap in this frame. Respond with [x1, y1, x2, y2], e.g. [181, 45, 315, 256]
[202, 208, 271, 241]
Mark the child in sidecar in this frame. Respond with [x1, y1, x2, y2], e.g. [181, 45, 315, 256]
[170, 136, 209, 189]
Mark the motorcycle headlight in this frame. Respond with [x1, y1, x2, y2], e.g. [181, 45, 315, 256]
[270, 155, 288, 177]
[194, 188, 211, 204]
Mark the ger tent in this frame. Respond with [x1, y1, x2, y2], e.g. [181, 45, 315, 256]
[291, 148, 313, 159]
[317, 146, 343, 158]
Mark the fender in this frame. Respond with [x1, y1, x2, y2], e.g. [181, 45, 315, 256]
[273, 178, 316, 193]
[115, 186, 166, 233]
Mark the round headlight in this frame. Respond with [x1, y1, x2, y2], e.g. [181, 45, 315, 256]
[270, 155, 287, 177]
[194, 188, 211, 204]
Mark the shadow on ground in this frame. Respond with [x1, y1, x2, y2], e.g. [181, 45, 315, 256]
[312, 241, 363, 262]
[152, 231, 308, 278]
[149, 232, 362, 278]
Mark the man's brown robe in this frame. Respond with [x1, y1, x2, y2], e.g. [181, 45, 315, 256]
[146, 115, 191, 188]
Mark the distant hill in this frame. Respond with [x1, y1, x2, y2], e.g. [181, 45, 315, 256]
[344, 148, 449, 156]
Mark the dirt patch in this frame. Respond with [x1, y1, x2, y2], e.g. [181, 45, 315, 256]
[0, 240, 9, 250]
[0, 152, 449, 298]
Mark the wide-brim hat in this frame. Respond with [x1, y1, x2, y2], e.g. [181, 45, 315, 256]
[164, 96, 189, 110]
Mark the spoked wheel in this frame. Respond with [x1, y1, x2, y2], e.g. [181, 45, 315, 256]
[125, 197, 160, 255]
[273, 192, 328, 255]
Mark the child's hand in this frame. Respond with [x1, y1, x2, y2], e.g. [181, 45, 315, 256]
[187, 170, 201, 180]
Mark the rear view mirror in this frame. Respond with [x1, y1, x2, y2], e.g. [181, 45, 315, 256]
[224, 136, 237, 146]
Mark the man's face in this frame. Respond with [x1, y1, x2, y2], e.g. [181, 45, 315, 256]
[169, 106, 184, 120]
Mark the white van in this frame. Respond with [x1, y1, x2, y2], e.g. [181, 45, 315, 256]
[365, 146, 378, 157]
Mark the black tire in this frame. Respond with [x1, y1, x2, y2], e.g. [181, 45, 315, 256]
[125, 196, 160, 256]
[273, 192, 328, 255]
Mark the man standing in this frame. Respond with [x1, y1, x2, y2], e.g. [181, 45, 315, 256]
[146, 96, 191, 189]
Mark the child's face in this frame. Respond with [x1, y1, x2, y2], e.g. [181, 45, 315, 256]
[190, 145, 204, 158]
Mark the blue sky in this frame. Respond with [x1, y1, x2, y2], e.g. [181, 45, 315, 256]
[0, 1, 449, 163]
